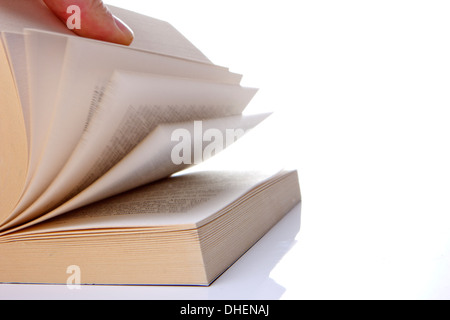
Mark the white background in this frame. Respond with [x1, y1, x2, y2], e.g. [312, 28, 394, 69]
[2, 0, 450, 299]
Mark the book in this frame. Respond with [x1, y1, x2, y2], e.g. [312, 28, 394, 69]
[0, 0, 301, 285]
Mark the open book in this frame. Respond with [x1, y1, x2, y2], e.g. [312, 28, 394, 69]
[0, 0, 301, 285]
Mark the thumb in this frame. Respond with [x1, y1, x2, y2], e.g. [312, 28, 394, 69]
[43, 0, 134, 45]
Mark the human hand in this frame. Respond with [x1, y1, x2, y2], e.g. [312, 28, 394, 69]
[43, 0, 134, 45]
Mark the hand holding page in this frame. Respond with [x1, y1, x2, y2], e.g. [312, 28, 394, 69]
[0, 0, 301, 285]
[42, 0, 135, 45]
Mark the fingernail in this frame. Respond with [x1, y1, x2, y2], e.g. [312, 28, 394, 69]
[113, 15, 134, 45]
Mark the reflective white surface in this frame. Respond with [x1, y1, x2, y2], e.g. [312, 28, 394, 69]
[2, 0, 450, 299]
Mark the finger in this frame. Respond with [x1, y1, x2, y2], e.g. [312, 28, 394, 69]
[42, 0, 134, 45]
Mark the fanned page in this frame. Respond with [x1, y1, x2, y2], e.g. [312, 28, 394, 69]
[8, 29, 243, 223]
[4, 70, 258, 229]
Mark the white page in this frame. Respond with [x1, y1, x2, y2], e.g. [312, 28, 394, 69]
[12, 30, 243, 219]
[6, 70, 258, 227]
[15, 113, 270, 230]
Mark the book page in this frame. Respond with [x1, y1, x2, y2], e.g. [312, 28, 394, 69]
[1, 31, 30, 148]
[24, 30, 67, 186]
[13, 169, 284, 235]
[12, 113, 270, 231]
[8, 71, 257, 227]
[0, 37, 28, 226]
[1, 32, 29, 142]
[107, 5, 212, 63]
[5, 31, 69, 219]
[11, 30, 243, 220]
